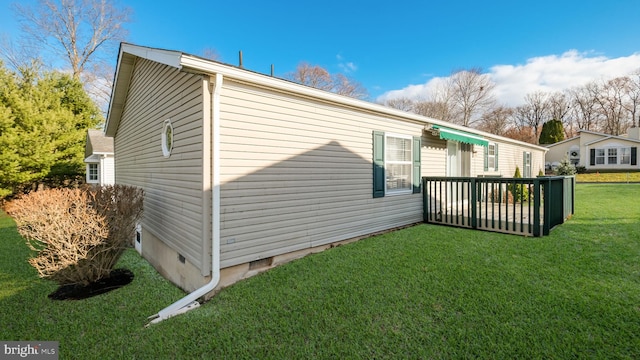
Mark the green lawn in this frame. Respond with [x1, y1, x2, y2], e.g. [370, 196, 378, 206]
[2, 184, 639, 359]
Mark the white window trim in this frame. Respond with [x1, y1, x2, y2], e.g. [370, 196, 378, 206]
[620, 147, 631, 165]
[87, 163, 99, 183]
[384, 132, 413, 196]
[161, 119, 174, 158]
[487, 143, 497, 170]
[523, 151, 532, 177]
[607, 148, 618, 165]
[595, 148, 605, 165]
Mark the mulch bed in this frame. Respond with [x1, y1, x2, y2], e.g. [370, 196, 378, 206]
[48, 268, 134, 300]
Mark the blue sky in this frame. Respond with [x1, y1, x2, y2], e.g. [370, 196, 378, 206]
[2, 0, 640, 106]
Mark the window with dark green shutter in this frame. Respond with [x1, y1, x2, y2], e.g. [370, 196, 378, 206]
[484, 143, 498, 171]
[372, 131, 421, 197]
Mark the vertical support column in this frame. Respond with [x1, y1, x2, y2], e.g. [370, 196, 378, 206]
[533, 179, 541, 237]
[471, 178, 477, 229]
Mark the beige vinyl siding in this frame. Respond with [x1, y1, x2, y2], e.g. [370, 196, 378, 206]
[218, 79, 423, 268]
[421, 135, 447, 176]
[114, 58, 208, 272]
[490, 140, 545, 177]
[545, 138, 579, 165]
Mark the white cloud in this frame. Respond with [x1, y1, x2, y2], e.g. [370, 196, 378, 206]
[336, 54, 357, 73]
[377, 51, 640, 107]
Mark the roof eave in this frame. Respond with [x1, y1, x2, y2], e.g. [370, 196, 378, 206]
[104, 43, 183, 137]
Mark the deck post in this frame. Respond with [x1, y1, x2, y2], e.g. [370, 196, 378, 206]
[533, 179, 541, 237]
[471, 178, 477, 229]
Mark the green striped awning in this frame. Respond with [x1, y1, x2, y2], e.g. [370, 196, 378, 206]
[431, 125, 489, 147]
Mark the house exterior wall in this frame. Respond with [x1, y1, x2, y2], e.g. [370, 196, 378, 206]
[585, 137, 639, 171]
[113, 58, 210, 285]
[217, 79, 426, 268]
[546, 132, 639, 171]
[545, 138, 580, 165]
[102, 156, 115, 185]
[493, 139, 545, 177]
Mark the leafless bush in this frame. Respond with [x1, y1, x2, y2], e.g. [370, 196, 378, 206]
[5, 185, 143, 286]
[489, 190, 514, 204]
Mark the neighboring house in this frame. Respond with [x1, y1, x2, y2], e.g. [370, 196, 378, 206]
[84, 129, 115, 185]
[545, 128, 639, 171]
[104, 43, 547, 318]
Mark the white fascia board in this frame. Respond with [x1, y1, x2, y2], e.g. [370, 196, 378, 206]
[585, 136, 640, 146]
[121, 43, 183, 69]
[545, 136, 580, 148]
[584, 136, 614, 146]
[84, 154, 100, 163]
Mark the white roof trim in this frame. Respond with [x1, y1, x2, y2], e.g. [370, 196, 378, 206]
[544, 136, 580, 148]
[122, 43, 182, 69]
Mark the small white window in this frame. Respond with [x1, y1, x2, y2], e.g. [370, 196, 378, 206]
[488, 144, 497, 170]
[385, 134, 412, 194]
[595, 149, 605, 165]
[607, 148, 618, 164]
[88, 163, 99, 182]
[620, 147, 631, 165]
[161, 119, 174, 158]
[523, 152, 531, 177]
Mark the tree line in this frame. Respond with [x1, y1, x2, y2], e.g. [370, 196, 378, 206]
[379, 68, 640, 145]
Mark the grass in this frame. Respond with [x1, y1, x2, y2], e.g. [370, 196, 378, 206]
[576, 171, 640, 183]
[2, 184, 640, 359]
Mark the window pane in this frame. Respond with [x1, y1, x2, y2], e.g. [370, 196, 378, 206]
[386, 163, 411, 191]
[487, 144, 496, 169]
[621, 148, 631, 164]
[386, 137, 411, 162]
[89, 164, 98, 181]
[595, 149, 605, 164]
[608, 148, 617, 164]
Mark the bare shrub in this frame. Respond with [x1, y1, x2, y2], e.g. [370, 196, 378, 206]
[489, 190, 514, 204]
[5, 185, 143, 286]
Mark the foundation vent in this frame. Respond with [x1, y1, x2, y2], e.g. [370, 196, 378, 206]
[249, 257, 273, 270]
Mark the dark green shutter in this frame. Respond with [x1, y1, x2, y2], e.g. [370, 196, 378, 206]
[413, 136, 421, 193]
[373, 131, 385, 198]
[495, 144, 499, 171]
[631, 147, 637, 166]
[590, 149, 596, 166]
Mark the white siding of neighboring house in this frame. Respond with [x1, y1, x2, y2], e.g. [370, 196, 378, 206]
[546, 132, 640, 171]
[585, 138, 640, 170]
[545, 138, 580, 166]
[113, 58, 209, 273]
[102, 156, 115, 185]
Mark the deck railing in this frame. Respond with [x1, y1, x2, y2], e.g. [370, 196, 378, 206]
[422, 176, 575, 237]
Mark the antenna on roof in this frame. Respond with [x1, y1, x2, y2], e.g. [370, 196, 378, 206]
[238, 51, 243, 68]
[271, 64, 274, 77]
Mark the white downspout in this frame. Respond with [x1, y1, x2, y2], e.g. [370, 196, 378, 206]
[147, 73, 223, 325]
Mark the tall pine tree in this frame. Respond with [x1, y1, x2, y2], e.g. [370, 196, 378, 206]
[0, 62, 102, 197]
[539, 119, 565, 144]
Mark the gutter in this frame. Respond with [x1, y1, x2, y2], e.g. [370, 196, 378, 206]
[146, 73, 223, 325]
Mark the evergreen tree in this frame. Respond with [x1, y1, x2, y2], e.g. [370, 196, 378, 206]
[539, 119, 565, 144]
[0, 62, 102, 197]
